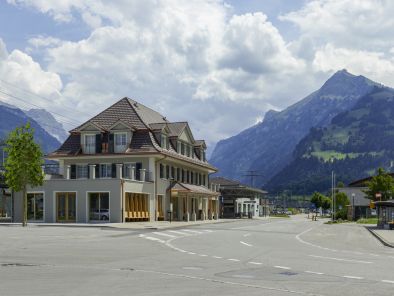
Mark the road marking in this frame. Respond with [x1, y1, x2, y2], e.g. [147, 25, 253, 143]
[199, 254, 208, 257]
[309, 255, 372, 264]
[274, 266, 291, 270]
[202, 229, 213, 232]
[305, 271, 324, 275]
[182, 229, 203, 234]
[167, 230, 190, 236]
[368, 253, 380, 257]
[144, 236, 165, 243]
[212, 256, 222, 259]
[382, 280, 394, 284]
[243, 233, 251, 237]
[240, 241, 253, 247]
[248, 262, 263, 265]
[343, 275, 364, 280]
[187, 252, 196, 255]
[228, 258, 240, 262]
[153, 232, 177, 238]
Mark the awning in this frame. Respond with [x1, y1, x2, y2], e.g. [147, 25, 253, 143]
[169, 182, 219, 197]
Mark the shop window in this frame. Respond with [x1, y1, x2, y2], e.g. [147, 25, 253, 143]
[27, 193, 44, 221]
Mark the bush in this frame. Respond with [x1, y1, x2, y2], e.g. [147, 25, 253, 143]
[335, 208, 348, 220]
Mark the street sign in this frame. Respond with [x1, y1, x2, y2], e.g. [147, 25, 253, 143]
[370, 201, 375, 209]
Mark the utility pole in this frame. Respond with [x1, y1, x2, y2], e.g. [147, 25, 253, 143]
[242, 170, 262, 188]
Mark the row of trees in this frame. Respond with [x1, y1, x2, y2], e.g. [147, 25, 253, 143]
[310, 191, 350, 219]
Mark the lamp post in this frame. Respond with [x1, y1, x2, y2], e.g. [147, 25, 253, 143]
[351, 193, 355, 221]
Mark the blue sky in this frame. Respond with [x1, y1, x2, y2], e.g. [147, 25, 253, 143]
[0, 0, 394, 153]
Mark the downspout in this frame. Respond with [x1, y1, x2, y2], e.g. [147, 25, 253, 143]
[155, 155, 167, 221]
[121, 179, 125, 223]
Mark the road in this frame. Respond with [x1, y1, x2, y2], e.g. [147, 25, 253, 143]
[0, 215, 393, 296]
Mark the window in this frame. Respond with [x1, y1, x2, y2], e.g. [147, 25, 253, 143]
[161, 134, 168, 149]
[100, 164, 112, 178]
[27, 193, 44, 221]
[186, 170, 190, 183]
[160, 164, 164, 179]
[89, 192, 109, 222]
[176, 168, 180, 181]
[166, 165, 170, 179]
[171, 166, 175, 180]
[84, 134, 96, 154]
[114, 133, 127, 153]
[182, 169, 185, 182]
[76, 165, 88, 179]
[181, 143, 185, 155]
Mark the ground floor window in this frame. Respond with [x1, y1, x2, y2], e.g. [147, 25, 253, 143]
[27, 193, 44, 221]
[56, 192, 76, 222]
[89, 192, 110, 221]
[156, 195, 164, 221]
[0, 190, 12, 220]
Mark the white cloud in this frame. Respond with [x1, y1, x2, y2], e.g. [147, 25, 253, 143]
[280, 0, 394, 51]
[0, 38, 63, 104]
[313, 44, 394, 87]
[6, 1, 308, 146]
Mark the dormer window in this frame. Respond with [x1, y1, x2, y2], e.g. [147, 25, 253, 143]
[84, 134, 96, 154]
[114, 132, 127, 153]
[161, 134, 169, 149]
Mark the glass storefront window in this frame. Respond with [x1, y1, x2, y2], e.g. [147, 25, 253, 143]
[89, 192, 109, 222]
[0, 189, 12, 220]
[27, 193, 44, 221]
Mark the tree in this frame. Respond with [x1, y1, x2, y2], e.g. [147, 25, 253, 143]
[363, 168, 394, 201]
[310, 192, 323, 209]
[4, 123, 44, 226]
[321, 197, 332, 211]
[334, 192, 349, 220]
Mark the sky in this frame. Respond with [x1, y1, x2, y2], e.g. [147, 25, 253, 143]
[1, 0, 394, 155]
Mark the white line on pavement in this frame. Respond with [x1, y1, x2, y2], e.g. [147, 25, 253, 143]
[199, 254, 208, 257]
[212, 256, 223, 259]
[153, 232, 177, 238]
[309, 255, 372, 264]
[240, 241, 253, 247]
[188, 252, 196, 255]
[343, 276, 364, 280]
[182, 229, 203, 234]
[202, 229, 213, 232]
[274, 266, 291, 270]
[248, 262, 263, 265]
[305, 271, 324, 275]
[228, 258, 241, 262]
[144, 236, 165, 243]
[382, 280, 394, 284]
[167, 230, 191, 236]
[243, 233, 251, 237]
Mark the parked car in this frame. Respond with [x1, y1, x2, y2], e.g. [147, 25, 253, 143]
[91, 209, 109, 220]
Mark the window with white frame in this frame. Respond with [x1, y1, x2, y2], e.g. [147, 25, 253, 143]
[76, 165, 88, 179]
[161, 134, 168, 149]
[100, 164, 112, 178]
[84, 134, 96, 154]
[114, 132, 127, 153]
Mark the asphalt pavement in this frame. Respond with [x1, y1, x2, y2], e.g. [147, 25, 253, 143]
[0, 215, 393, 296]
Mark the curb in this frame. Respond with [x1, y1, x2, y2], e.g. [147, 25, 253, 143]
[0, 218, 247, 231]
[365, 226, 394, 248]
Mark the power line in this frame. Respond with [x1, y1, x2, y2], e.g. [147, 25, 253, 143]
[0, 79, 94, 118]
[242, 170, 263, 188]
[0, 89, 80, 127]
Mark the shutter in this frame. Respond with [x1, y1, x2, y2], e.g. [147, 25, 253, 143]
[109, 134, 114, 153]
[136, 162, 142, 180]
[95, 164, 100, 179]
[96, 134, 102, 153]
[112, 163, 116, 178]
[70, 165, 76, 179]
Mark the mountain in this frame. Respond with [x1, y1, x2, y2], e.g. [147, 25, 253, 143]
[210, 70, 381, 186]
[266, 86, 394, 194]
[26, 108, 68, 142]
[0, 104, 61, 153]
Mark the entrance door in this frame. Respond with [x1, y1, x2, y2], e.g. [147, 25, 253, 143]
[56, 192, 76, 222]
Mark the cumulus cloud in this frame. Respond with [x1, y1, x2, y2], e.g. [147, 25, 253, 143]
[6, 1, 309, 146]
[0, 38, 63, 104]
[313, 44, 394, 86]
[280, 0, 394, 51]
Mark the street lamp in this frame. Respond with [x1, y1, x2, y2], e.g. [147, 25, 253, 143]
[351, 193, 355, 221]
